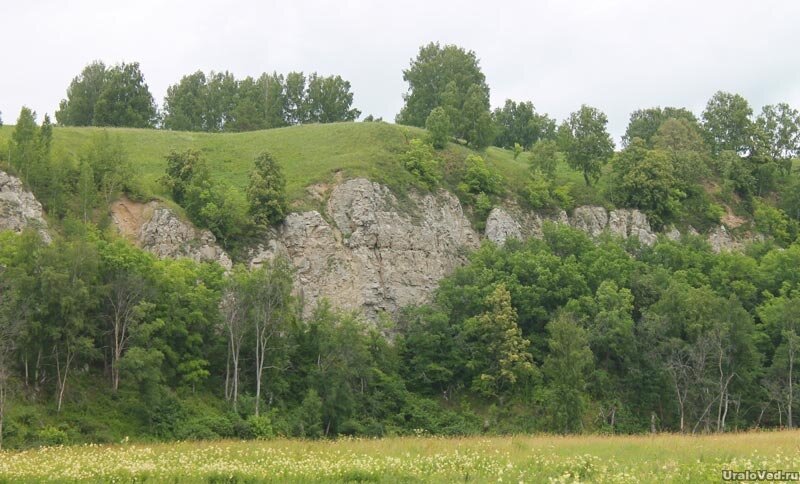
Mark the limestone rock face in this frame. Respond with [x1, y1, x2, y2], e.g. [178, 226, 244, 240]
[0, 170, 51, 242]
[485, 207, 522, 245]
[249, 178, 479, 319]
[486, 205, 658, 246]
[111, 197, 232, 269]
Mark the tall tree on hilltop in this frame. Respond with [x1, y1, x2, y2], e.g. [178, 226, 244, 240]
[56, 60, 108, 126]
[559, 105, 615, 186]
[162, 71, 208, 131]
[702, 91, 753, 156]
[305, 73, 361, 123]
[93, 62, 157, 128]
[493, 100, 556, 150]
[397, 42, 493, 147]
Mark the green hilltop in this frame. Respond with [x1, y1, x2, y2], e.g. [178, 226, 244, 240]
[0, 122, 600, 211]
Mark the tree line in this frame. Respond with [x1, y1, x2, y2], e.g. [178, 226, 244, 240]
[1, 221, 799, 447]
[54, 61, 361, 131]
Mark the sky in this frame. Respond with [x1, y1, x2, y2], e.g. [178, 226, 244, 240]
[3, 0, 800, 144]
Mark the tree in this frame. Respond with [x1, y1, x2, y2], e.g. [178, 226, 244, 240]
[56, 60, 108, 126]
[9, 107, 40, 183]
[609, 138, 684, 228]
[542, 313, 594, 433]
[0, 267, 22, 450]
[221, 266, 253, 409]
[162, 71, 209, 131]
[755, 103, 800, 175]
[622, 107, 698, 148]
[93, 62, 157, 128]
[492, 100, 556, 150]
[462, 283, 537, 398]
[758, 295, 800, 428]
[528, 139, 561, 181]
[702, 91, 753, 155]
[425, 107, 451, 149]
[259, 72, 289, 129]
[560, 105, 615, 186]
[397, 42, 492, 146]
[206, 71, 237, 131]
[82, 131, 134, 204]
[103, 268, 150, 392]
[460, 84, 494, 148]
[305, 73, 361, 123]
[250, 258, 294, 416]
[247, 151, 288, 226]
[284, 72, 307, 125]
[162, 149, 208, 204]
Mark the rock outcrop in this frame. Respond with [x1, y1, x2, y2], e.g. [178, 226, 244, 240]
[0, 170, 51, 242]
[485, 205, 658, 246]
[249, 178, 478, 319]
[111, 197, 232, 269]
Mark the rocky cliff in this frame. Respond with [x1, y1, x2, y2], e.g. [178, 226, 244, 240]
[0, 170, 51, 242]
[248, 179, 478, 319]
[1, 167, 761, 319]
[110, 197, 232, 269]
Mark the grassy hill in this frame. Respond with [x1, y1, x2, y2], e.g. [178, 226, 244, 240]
[0, 122, 602, 211]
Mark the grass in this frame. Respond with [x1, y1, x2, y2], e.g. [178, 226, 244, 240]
[0, 122, 429, 205]
[0, 431, 797, 482]
[0, 122, 605, 212]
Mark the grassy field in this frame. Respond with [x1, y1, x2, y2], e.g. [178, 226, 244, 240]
[0, 122, 603, 210]
[0, 431, 797, 482]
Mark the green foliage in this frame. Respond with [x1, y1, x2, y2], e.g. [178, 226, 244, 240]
[162, 70, 359, 132]
[702, 91, 754, 155]
[753, 200, 795, 245]
[247, 151, 288, 227]
[492, 99, 556, 150]
[513, 143, 523, 160]
[622, 106, 698, 148]
[402, 138, 440, 188]
[560, 105, 615, 186]
[57, 61, 156, 128]
[461, 154, 501, 195]
[425, 107, 451, 149]
[609, 139, 685, 228]
[398, 43, 493, 148]
[246, 414, 274, 440]
[297, 389, 324, 438]
[462, 284, 537, 398]
[542, 314, 593, 433]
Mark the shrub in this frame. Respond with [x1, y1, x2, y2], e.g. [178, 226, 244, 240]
[36, 426, 69, 446]
[247, 414, 274, 440]
[425, 107, 452, 149]
[402, 139, 440, 188]
[462, 154, 501, 195]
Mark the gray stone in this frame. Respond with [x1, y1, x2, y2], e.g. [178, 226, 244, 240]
[0, 170, 51, 242]
[249, 178, 478, 319]
[485, 207, 522, 245]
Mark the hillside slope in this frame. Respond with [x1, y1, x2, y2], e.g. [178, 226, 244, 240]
[0, 122, 541, 208]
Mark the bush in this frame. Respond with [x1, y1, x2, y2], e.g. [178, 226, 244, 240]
[36, 426, 69, 446]
[247, 414, 274, 440]
[462, 154, 501, 195]
[402, 139, 440, 188]
[425, 107, 452, 149]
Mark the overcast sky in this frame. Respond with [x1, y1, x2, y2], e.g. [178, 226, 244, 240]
[3, 0, 800, 143]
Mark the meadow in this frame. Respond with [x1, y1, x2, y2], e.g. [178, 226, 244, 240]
[0, 431, 798, 483]
[0, 122, 605, 210]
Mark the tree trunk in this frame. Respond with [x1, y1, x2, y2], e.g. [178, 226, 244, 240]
[788, 342, 794, 429]
[55, 348, 74, 413]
